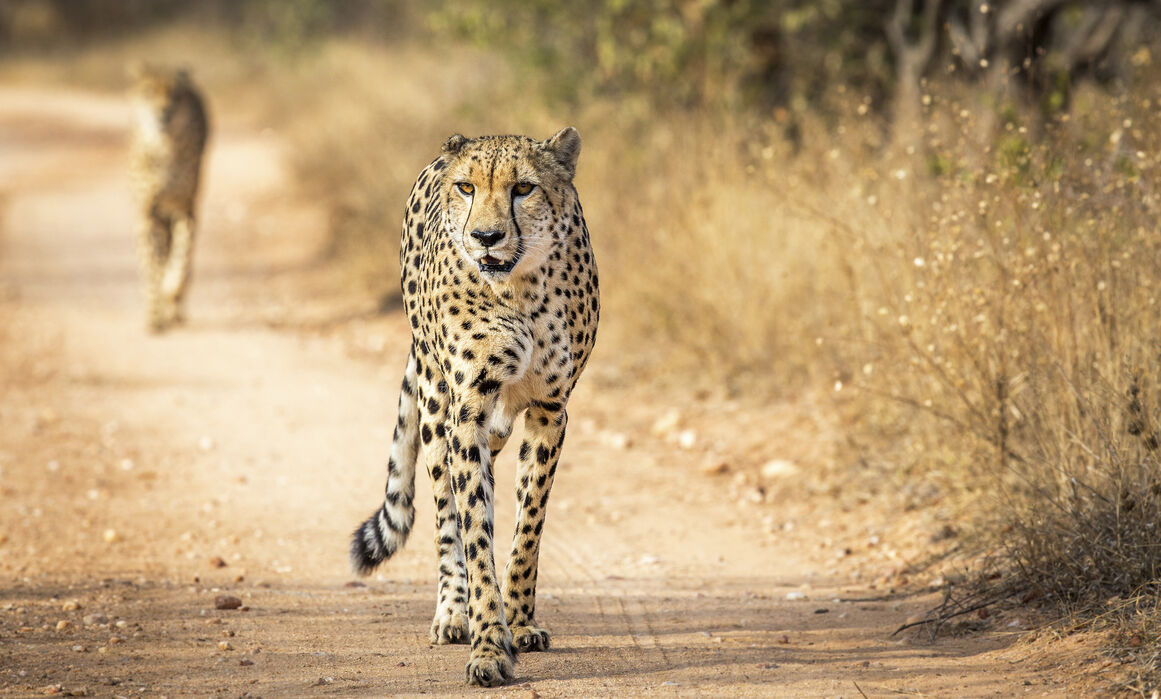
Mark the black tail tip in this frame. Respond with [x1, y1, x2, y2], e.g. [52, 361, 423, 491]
[349, 516, 388, 577]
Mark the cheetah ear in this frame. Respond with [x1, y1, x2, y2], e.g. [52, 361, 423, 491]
[542, 127, 581, 181]
[442, 134, 468, 155]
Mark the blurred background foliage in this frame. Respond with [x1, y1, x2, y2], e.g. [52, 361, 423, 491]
[7, 1, 1154, 117]
[4, 1, 1161, 684]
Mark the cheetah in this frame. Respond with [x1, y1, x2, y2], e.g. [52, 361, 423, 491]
[127, 63, 209, 333]
[350, 128, 599, 686]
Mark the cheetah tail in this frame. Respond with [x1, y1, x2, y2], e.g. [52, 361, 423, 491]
[350, 350, 420, 576]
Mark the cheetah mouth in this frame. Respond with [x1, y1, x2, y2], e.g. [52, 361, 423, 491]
[478, 254, 516, 274]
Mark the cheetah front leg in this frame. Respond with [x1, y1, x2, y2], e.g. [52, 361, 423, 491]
[137, 213, 171, 333]
[427, 444, 471, 645]
[414, 378, 471, 646]
[503, 405, 566, 652]
[446, 397, 514, 687]
[159, 213, 196, 325]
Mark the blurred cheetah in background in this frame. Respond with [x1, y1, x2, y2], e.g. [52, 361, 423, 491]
[128, 64, 208, 332]
[351, 127, 599, 686]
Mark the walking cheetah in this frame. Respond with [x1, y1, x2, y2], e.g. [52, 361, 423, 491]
[350, 128, 599, 686]
[128, 64, 208, 332]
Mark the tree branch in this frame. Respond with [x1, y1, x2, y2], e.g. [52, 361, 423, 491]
[887, 0, 943, 68]
[947, 12, 981, 67]
[994, 0, 1068, 43]
[1063, 5, 1127, 70]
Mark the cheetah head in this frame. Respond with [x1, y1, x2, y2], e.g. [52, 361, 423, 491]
[128, 62, 190, 112]
[441, 127, 581, 280]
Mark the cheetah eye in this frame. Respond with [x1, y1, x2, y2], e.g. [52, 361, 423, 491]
[512, 182, 535, 197]
[455, 182, 475, 196]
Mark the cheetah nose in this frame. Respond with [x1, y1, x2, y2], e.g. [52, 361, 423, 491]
[470, 229, 505, 247]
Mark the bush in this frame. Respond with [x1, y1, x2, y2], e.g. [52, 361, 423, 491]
[840, 84, 1161, 605]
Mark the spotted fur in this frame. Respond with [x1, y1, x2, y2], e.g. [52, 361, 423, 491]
[127, 64, 208, 333]
[351, 127, 599, 686]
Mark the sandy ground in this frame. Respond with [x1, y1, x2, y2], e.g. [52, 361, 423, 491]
[0, 87, 1076, 697]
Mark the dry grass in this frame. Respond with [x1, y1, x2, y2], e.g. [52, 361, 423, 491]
[851, 84, 1161, 586]
[1111, 601, 1161, 694]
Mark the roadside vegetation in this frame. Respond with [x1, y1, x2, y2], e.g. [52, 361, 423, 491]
[4, 0, 1160, 689]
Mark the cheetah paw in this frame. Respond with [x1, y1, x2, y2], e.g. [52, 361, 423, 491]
[464, 648, 515, 687]
[511, 623, 551, 652]
[429, 610, 469, 645]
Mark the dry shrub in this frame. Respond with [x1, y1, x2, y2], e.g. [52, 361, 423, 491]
[822, 81, 1161, 613]
[1112, 601, 1161, 693]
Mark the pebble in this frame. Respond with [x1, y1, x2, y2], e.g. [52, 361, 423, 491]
[71, 645, 86, 652]
[83, 613, 108, 626]
[700, 460, 729, 475]
[102, 529, 119, 544]
[209, 556, 227, 568]
[676, 429, 697, 450]
[601, 431, 631, 450]
[61, 600, 81, 611]
[56, 620, 72, 632]
[651, 409, 681, 436]
[785, 591, 806, 601]
[218, 641, 233, 651]
[214, 595, 243, 610]
[240, 657, 254, 666]
[760, 459, 799, 479]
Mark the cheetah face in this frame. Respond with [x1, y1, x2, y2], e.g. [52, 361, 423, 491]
[128, 63, 187, 138]
[441, 128, 581, 280]
[128, 63, 186, 110]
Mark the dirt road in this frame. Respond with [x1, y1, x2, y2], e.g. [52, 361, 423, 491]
[0, 87, 1063, 696]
